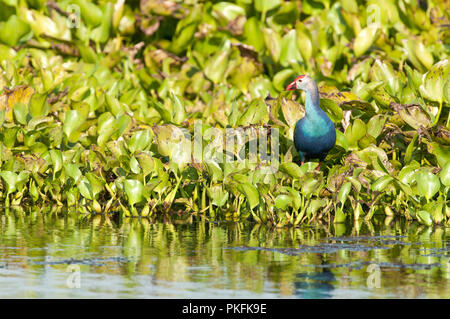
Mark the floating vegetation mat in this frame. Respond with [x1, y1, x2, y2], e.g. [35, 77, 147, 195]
[0, 0, 448, 226]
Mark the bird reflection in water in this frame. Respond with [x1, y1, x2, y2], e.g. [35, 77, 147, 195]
[293, 267, 336, 299]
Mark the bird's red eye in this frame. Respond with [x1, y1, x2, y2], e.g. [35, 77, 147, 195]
[295, 75, 305, 82]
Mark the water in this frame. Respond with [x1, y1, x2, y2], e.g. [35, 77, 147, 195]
[0, 211, 449, 298]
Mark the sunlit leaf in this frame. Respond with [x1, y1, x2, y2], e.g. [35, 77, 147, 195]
[63, 110, 86, 143]
[128, 130, 153, 154]
[419, 59, 449, 105]
[353, 23, 380, 57]
[415, 169, 441, 200]
[123, 179, 144, 206]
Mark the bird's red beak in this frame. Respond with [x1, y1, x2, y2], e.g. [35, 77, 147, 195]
[286, 81, 296, 91]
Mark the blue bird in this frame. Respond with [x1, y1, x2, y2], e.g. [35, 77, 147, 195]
[286, 75, 336, 169]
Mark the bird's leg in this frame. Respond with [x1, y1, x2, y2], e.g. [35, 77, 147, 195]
[299, 151, 305, 166]
[317, 162, 321, 170]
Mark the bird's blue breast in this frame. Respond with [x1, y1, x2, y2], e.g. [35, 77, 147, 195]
[294, 113, 336, 158]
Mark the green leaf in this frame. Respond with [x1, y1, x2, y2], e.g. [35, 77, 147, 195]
[91, 3, 113, 44]
[136, 152, 156, 177]
[206, 161, 224, 182]
[404, 132, 418, 165]
[334, 207, 347, 223]
[29, 92, 49, 118]
[338, 181, 352, 206]
[335, 130, 348, 151]
[428, 142, 450, 169]
[207, 184, 229, 207]
[345, 118, 366, 149]
[392, 103, 431, 130]
[281, 98, 304, 129]
[169, 8, 201, 54]
[63, 110, 86, 143]
[262, 28, 281, 63]
[371, 60, 400, 96]
[367, 114, 386, 139]
[439, 163, 450, 187]
[275, 194, 292, 210]
[273, 69, 295, 92]
[130, 156, 141, 174]
[162, 178, 181, 211]
[353, 23, 380, 57]
[301, 177, 321, 198]
[97, 112, 116, 148]
[212, 2, 245, 24]
[151, 100, 173, 123]
[49, 149, 63, 176]
[371, 175, 394, 192]
[204, 44, 231, 84]
[398, 163, 419, 185]
[419, 59, 448, 104]
[237, 99, 268, 126]
[299, 162, 319, 174]
[128, 130, 153, 154]
[0, 15, 30, 46]
[403, 39, 434, 73]
[417, 210, 432, 226]
[78, 176, 93, 200]
[279, 162, 303, 179]
[0, 110, 5, 126]
[123, 179, 144, 206]
[254, 0, 282, 13]
[237, 182, 260, 210]
[105, 93, 122, 116]
[415, 170, 441, 200]
[170, 92, 187, 125]
[13, 102, 28, 125]
[64, 163, 82, 183]
[229, 58, 260, 94]
[320, 98, 343, 123]
[295, 22, 313, 62]
[112, 114, 132, 139]
[355, 145, 391, 171]
[279, 30, 302, 67]
[2, 127, 19, 148]
[285, 186, 301, 211]
[0, 171, 18, 194]
[152, 125, 176, 157]
[307, 198, 327, 216]
[76, 42, 98, 63]
[0, 44, 16, 61]
[243, 17, 265, 52]
[85, 172, 105, 198]
[21, 8, 68, 40]
[74, 0, 103, 27]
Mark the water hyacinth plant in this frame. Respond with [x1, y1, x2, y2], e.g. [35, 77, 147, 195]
[0, 0, 448, 227]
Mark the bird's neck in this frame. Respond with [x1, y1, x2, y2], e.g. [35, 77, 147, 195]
[304, 83, 322, 120]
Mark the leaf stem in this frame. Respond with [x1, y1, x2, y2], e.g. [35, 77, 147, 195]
[447, 109, 450, 128]
[433, 101, 443, 126]
[261, 10, 266, 22]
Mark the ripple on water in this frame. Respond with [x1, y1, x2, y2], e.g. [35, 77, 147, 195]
[226, 242, 392, 255]
[29, 256, 131, 267]
[226, 236, 445, 271]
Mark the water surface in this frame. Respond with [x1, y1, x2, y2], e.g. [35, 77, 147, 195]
[0, 211, 449, 298]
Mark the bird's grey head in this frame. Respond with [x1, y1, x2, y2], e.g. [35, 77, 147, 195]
[286, 75, 316, 92]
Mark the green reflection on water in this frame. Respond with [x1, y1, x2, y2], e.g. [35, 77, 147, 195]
[0, 209, 449, 298]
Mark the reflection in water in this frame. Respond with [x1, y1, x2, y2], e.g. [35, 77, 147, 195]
[294, 253, 337, 299]
[294, 269, 336, 299]
[0, 209, 448, 298]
